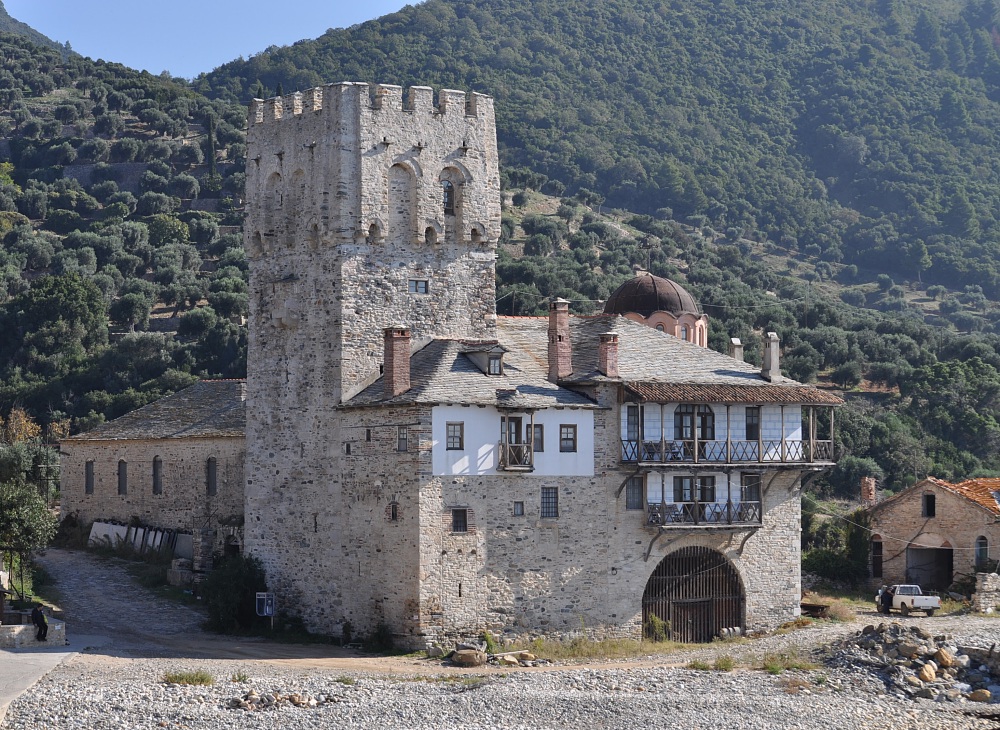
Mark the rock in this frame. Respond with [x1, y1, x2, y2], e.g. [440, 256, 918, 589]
[862, 625, 876, 635]
[969, 689, 992, 702]
[456, 642, 484, 652]
[426, 644, 445, 658]
[933, 648, 955, 668]
[451, 649, 487, 667]
[499, 654, 519, 666]
[915, 687, 938, 700]
[918, 664, 936, 682]
[898, 643, 921, 659]
[955, 654, 971, 669]
[905, 675, 923, 687]
[517, 651, 537, 661]
[912, 627, 933, 640]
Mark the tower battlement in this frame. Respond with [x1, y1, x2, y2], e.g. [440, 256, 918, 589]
[249, 83, 493, 127]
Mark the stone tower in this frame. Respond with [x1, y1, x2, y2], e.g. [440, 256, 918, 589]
[242, 83, 501, 625]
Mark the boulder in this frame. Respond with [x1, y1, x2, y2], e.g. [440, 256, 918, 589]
[898, 642, 921, 659]
[517, 651, 537, 661]
[451, 649, 487, 667]
[934, 648, 955, 668]
[968, 689, 991, 703]
[918, 664, 936, 682]
[498, 654, 520, 666]
[426, 644, 445, 658]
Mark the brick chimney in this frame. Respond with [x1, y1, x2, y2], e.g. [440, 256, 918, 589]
[761, 332, 780, 381]
[384, 326, 411, 397]
[547, 298, 572, 382]
[598, 333, 619, 377]
[860, 476, 877, 507]
[728, 337, 744, 362]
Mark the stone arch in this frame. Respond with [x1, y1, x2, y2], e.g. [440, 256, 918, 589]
[642, 545, 744, 643]
[389, 163, 417, 243]
[469, 221, 487, 245]
[224, 534, 242, 558]
[305, 216, 320, 250]
[905, 532, 954, 590]
[424, 223, 439, 245]
[365, 218, 385, 244]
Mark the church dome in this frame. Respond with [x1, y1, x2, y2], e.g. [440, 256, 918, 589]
[603, 272, 700, 317]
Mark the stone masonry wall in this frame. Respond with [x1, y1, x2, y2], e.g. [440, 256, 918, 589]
[60, 437, 244, 533]
[870, 483, 1000, 587]
[243, 84, 502, 642]
[973, 572, 1000, 613]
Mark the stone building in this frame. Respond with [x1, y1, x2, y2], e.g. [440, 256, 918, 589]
[868, 477, 1000, 590]
[241, 81, 841, 647]
[59, 380, 246, 553]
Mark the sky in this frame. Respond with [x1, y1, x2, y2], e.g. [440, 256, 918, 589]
[4, 0, 412, 79]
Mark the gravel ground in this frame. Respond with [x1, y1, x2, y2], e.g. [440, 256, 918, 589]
[6, 550, 1000, 730]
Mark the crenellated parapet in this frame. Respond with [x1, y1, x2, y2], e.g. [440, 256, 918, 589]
[248, 83, 494, 127]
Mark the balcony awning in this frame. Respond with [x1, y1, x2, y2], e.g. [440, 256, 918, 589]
[623, 382, 843, 406]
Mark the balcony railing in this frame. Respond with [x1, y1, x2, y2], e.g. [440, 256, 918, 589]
[646, 500, 762, 527]
[498, 442, 533, 471]
[621, 439, 834, 465]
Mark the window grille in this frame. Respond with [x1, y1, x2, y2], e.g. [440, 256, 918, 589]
[541, 487, 559, 518]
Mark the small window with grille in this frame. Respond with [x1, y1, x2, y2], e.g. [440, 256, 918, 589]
[452, 508, 468, 533]
[541, 487, 559, 518]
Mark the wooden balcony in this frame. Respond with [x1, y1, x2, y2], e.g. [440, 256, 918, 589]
[497, 442, 533, 471]
[647, 500, 762, 528]
[621, 439, 834, 466]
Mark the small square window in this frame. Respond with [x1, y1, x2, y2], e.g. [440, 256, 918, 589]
[625, 476, 644, 510]
[452, 508, 468, 533]
[559, 424, 577, 453]
[513, 501, 525, 516]
[397, 426, 408, 452]
[409, 279, 429, 294]
[488, 355, 503, 375]
[541, 487, 559, 518]
[446, 422, 464, 450]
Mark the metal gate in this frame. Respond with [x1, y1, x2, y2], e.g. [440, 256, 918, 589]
[642, 546, 744, 643]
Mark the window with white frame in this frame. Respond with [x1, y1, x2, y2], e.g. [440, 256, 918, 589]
[560, 424, 577, 452]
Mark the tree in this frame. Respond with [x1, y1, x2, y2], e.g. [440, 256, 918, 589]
[109, 293, 152, 332]
[0, 479, 57, 599]
[3, 407, 41, 444]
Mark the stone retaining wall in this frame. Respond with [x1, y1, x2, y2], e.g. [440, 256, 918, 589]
[973, 572, 1000, 613]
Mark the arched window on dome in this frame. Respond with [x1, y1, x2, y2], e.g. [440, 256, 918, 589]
[655, 324, 665, 332]
[680, 325, 689, 341]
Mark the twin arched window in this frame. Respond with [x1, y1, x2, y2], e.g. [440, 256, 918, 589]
[674, 404, 715, 441]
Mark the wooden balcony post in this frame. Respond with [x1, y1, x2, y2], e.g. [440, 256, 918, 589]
[725, 404, 731, 464]
[809, 406, 816, 463]
[660, 403, 665, 462]
[829, 407, 835, 449]
[780, 405, 786, 462]
[529, 412, 535, 468]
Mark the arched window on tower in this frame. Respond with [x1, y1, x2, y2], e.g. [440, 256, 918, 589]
[977, 535, 989, 568]
[442, 180, 455, 216]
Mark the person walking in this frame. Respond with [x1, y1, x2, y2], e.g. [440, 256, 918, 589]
[30, 603, 47, 641]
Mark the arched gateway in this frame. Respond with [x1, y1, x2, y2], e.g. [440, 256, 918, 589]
[642, 546, 745, 643]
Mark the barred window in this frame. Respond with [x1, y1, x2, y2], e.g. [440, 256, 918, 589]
[442, 180, 455, 216]
[625, 476, 644, 510]
[541, 487, 559, 518]
[559, 424, 577, 452]
[452, 508, 468, 533]
[446, 422, 464, 450]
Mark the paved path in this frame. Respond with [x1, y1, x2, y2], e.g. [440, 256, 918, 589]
[0, 634, 109, 725]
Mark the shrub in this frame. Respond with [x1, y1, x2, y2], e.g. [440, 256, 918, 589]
[643, 613, 669, 642]
[713, 655, 735, 671]
[200, 553, 268, 634]
[163, 670, 214, 685]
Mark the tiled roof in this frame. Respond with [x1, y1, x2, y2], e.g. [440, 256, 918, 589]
[65, 380, 246, 441]
[947, 478, 1000, 515]
[346, 315, 842, 408]
[873, 476, 1000, 516]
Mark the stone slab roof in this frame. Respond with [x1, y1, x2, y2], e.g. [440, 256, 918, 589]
[872, 476, 1000, 516]
[65, 380, 246, 441]
[345, 338, 598, 409]
[346, 314, 841, 409]
[500, 315, 842, 403]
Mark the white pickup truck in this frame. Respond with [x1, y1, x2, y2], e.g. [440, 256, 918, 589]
[875, 584, 941, 616]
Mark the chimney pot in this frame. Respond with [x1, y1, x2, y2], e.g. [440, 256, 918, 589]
[728, 337, 744, 362]
[761, 331, 780, 381]
[384, 326, 411, 397]
[547, 299, 573, 382]
[599, 333, 619, 377]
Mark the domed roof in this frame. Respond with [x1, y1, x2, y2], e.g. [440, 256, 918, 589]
[603, 272, 700, 317]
